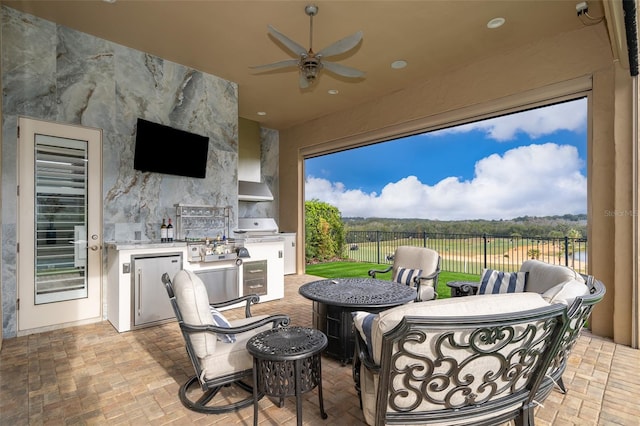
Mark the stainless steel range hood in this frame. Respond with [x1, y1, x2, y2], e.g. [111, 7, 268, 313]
[238, 180, 274, 202]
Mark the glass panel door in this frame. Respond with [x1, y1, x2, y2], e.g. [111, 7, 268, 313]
[34, 135, 88, 303]
[18, 117, 102, 332]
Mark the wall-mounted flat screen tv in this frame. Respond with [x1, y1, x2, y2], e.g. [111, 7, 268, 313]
[133, 118, 209, 178]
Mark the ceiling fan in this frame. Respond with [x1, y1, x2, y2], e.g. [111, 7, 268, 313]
[251, 4, 365, 89]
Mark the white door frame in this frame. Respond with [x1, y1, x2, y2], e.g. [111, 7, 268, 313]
[17, 117, 103, 333]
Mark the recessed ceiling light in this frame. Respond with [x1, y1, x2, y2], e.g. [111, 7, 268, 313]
[102, 0, 117, 3]
[487, 17, 506, 29]
[257, 111, 267, 116]
[391, 60, 408, 69]
[328, 89, 339, 95]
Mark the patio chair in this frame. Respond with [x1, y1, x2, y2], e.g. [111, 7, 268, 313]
[368, 246, 441, 301]
[161, 270, 290, 414]
[529, 271, 606, 395]
[466, 260, 607, 394]
[353, 293, 569, 426]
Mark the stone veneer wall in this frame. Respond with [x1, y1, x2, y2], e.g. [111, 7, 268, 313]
[0, 6, 278, 338]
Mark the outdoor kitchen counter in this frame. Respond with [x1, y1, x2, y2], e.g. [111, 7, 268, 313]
[106, 242, 189, 333]
[105, 241, 187, 250]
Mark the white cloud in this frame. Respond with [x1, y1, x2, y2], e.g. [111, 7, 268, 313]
[431, 98, 587, 141]
[305, 143, 586, 220]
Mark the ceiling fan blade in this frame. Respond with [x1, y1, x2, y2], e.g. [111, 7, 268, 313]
[322, 61, 366, 78]
[267, 24, 308, 56]
[250, 59, 299, 72]
[299, 72, 310, 89]
[317, 31, 363, 58]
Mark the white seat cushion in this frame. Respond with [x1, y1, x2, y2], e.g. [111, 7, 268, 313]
[519, 259, 584, 294]
[541, 278, 589, 305]
[199, 315, 272, 380]
[172, 270, 275, 380]
[371, 292, 550, 364]
[359, 292, 555, 425]
[417, 285, 435, 301]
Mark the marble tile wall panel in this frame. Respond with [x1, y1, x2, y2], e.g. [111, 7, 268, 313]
[0, 6, 266, 338]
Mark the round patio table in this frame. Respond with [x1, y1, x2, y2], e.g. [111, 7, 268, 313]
[298, 278, 417, 364]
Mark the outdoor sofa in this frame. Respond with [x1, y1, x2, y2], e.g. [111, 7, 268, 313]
[352, 260, 606, 425]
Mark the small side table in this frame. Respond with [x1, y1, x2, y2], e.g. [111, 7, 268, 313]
[247, 326, 328, 426]
[446, 280, 479, 297]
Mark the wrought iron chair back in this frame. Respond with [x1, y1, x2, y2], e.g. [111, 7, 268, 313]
[543, 275, 606, 394]
[355, 302, 569, 426]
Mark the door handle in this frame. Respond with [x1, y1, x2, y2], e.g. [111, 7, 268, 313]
[137, 269, 142, 315]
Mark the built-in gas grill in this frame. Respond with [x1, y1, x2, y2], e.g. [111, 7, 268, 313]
[234, 217, 281, 241]
[234, 217, 285, 301]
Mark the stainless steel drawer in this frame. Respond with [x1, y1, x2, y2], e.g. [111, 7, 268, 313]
[243, 260, 267, 296]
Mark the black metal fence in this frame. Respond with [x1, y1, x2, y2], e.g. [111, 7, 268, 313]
[344, 231, 588, 275]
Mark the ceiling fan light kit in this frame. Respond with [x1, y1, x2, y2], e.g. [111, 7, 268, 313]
[251, 4, 365, 88]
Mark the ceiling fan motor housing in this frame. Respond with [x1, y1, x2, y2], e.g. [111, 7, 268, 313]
[305, 5, 318, 17]
[300, 56, 321, 82]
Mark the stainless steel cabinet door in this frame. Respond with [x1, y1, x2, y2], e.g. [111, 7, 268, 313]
[195, 267, 239, 303]
[132, 254, 182, 327]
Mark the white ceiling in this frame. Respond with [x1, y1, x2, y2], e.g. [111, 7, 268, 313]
[2, 0, 606, 130]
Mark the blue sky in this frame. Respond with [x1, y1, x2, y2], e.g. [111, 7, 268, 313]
[305, 98, 587, 220]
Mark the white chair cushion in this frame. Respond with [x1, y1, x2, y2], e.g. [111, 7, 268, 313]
[359, 363, 379, 425]
[392, 246, 438, 272]
[172, 270, 216, 358]
[541, 278, 589, 306]
[371, 292, 550, 364]
[391, 247, 439, 301]
[519, 259, 584, 294]
[199, 315, 272, 380]
[417, 285, 435, 301]
[360, 292, 555, 425]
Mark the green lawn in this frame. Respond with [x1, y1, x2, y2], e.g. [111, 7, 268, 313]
[305, 261, 480, 299]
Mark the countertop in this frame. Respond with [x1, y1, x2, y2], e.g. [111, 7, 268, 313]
[105, 240, 188, 250]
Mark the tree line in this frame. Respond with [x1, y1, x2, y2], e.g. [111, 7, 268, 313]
[305, 200, 587, 262]
[342, 215, 586, 238]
